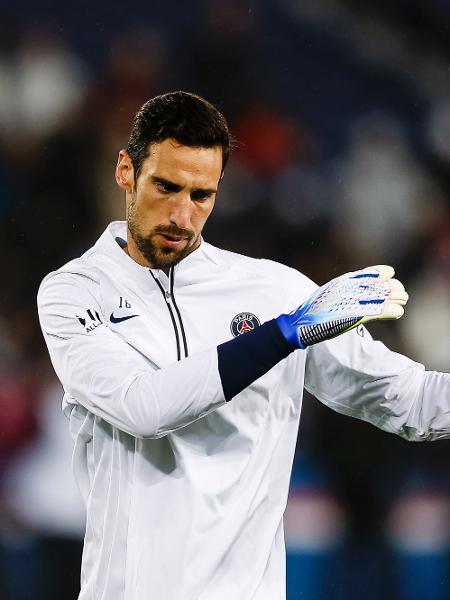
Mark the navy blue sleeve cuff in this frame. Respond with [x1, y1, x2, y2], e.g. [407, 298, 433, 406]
[217, 319, 298, 402]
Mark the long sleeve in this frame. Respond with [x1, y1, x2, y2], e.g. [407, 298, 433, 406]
[38, 273, 227, 439]
[305, 325, 450, 441]
[38, 271, 296, 439]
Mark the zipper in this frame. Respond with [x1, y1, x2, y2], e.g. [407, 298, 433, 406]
[169, 269, 189, 358]
[149, 267, 188, 361]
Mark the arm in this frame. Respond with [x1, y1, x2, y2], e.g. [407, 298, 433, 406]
[305, 326, 450, 441]
[38, 264, 416, 439]
[38, 272, 293, 439]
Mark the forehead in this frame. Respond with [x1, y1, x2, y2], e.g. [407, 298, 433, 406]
[140, 138, 223, 185]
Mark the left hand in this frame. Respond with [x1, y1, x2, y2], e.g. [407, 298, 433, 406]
[276, 265, 409, 349]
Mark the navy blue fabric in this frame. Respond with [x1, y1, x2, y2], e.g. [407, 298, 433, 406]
[217, 319, 297, 402]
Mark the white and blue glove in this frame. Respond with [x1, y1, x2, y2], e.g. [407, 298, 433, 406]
[219, 265, 408, 401]
[276, 265, 409, 349]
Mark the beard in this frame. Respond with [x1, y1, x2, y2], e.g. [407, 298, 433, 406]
[127, 196, 197, 270]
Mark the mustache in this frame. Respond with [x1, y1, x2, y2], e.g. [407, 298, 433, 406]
[153, 225, 194, 239]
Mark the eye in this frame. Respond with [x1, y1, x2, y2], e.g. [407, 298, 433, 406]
[155, 181, 172, 194]
[191, 191, 213, 202]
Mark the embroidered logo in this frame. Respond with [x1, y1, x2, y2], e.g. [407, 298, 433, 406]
[110, 313, 139, 324]
[109, 297, 139, 324]
[76, 309, 103, 333]
[230, 312, 261, 337]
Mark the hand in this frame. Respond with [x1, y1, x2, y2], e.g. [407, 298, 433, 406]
[276, 265, 409, 349]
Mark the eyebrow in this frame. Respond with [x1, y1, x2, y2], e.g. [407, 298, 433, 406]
[152, 176, 218, 195]
[152, 176, 182, 192]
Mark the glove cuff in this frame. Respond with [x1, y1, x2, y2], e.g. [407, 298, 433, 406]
[276, 314, 305, 350]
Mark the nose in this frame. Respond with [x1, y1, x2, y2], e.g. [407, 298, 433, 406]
[169, 195, 192, 231]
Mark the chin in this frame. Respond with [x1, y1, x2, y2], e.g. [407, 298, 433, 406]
[151, 248, 187, 270]
[138, 235, 198, 270]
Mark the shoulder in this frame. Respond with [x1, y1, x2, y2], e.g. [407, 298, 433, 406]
[205, 243, 317, 302]
[38, 246, 102, 307]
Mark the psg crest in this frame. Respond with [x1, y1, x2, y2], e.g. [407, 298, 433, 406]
[230, 312, 261, 337]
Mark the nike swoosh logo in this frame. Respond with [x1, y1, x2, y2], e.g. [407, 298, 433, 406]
[110, 313, 139, 324]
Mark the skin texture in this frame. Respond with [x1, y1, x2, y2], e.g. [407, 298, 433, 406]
[115, 138, 223, 272]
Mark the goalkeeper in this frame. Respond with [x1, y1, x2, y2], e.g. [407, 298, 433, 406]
[37, 92, 450, 600]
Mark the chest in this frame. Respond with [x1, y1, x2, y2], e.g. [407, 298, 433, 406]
[99, 272, 290, 367]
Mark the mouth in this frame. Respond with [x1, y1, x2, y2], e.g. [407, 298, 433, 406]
[157, 233, 190, 248]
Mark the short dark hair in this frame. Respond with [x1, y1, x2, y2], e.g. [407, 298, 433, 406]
[126, 91, 232, 180]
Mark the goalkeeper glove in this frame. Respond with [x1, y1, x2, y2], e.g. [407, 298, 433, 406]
[276, 265, 408, 349]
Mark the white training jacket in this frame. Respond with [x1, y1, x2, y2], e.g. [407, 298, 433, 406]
[38, 221, 450, 600]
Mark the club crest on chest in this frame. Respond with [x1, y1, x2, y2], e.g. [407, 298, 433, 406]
[230, 312, 261, 337]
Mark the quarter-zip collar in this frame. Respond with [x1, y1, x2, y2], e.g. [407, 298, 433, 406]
[96, 221, 219, 289]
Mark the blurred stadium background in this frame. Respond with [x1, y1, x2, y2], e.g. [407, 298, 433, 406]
[0, 0, 449, 598]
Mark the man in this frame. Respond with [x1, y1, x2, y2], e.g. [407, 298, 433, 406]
[38, 91, 450, 599]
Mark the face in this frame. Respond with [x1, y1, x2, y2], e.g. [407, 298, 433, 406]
[115, 139, 223, 270]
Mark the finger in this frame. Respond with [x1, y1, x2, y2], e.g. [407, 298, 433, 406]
[360, 300, 405, 322]
[349, 265, 389, 279]
[372, 265, 395, 280]
[381, 301, 405, 319]
[390, 291, 409, 305]
[389, 278, 405, 293]
[389, 279, 409, 305]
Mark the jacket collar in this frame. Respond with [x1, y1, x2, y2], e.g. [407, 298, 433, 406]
[95, 221, 219, 288]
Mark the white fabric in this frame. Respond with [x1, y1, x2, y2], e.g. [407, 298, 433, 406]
[37, 221, 450, 600]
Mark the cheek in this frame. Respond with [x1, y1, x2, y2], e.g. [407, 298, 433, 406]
[192, 210, 210, 232]
[132, 193, 163, 226]
[195, 201, 215, 228]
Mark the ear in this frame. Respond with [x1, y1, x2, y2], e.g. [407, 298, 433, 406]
[115, 150, 134, 191]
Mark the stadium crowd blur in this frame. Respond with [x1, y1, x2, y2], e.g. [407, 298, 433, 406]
[0, 0, 449, 598]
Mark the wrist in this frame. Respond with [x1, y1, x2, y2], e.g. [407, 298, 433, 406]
[276, 314, 305, 350]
